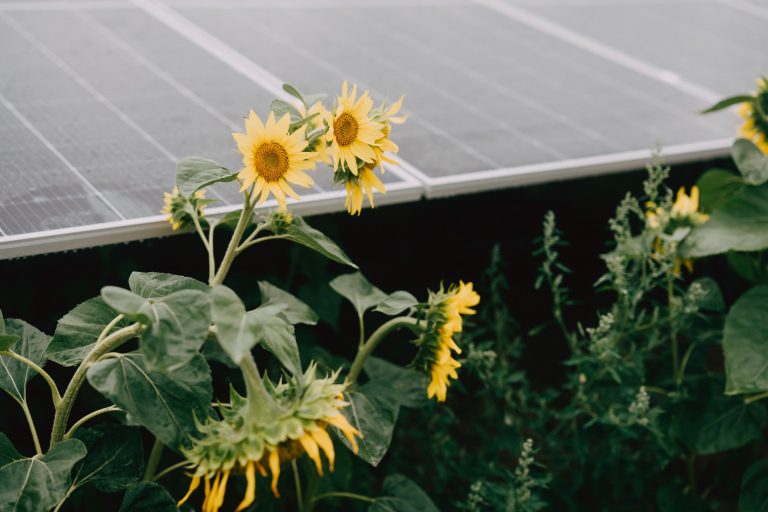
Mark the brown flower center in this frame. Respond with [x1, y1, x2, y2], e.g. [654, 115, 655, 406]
[333, 112, 359, 147]
[253, 142, 289, 182]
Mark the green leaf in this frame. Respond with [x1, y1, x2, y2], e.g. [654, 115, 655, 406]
[728, 252, 768, 284]
[723, 286, 768, 394]
[684, 183, 768, 257]
[118, 482, 178, 512]
[0, 310, 4, 335]
[0, 438, 86, 512]
[258, 281, 318, 325]
[701, 94, 754, 113]
[0, 434, 20, 466]
[46, 298, 125, 367]
[374, 291, 418, 316]
[0, 319, 51, 402]
[176, 157, 237, 197]
[361, 357, 429, 408]
[330, 272, 387, 318]
[282, 83, 305, 106]
[0, 335, 19, 352]
[740, 459, 768, 512]
[270, 99, 303, 123]
[733, 138, 768, 185]
[369, 474, 439, 512]
[101, 287, 148, 322]
[86, 352, 213, 449]
[128, 272, 208, 299]
[336, 390, 399, 467]
[279, 217, 357, 268]
[248, 304, 300, 376]
[71, 425, 144, 492]
[695, 168, 744, 213]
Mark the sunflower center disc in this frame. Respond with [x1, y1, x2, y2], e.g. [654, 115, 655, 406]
[254, 142, 289, 182]
[334, 112, 359, 147]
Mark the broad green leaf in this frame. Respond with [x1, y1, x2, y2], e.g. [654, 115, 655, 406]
[695, 168, 744, 213]
[258, 281, 318, 325]
[684, 183, 768, 257]
[0, 434, 20, 466]
[374, 291, 418, 316]
[86, 352, 213, 449]
[740, 459, 768, 512]
[71, 425, 144, 492]
[0, 439, 86, 512]
[361, 357, 429, 408]
[330, 272, 387, 318]
[369, 474, 439, 512]
[336, 390, 399, 466]
[101, 287, 149, 322]
[176, 157, 237, 197]
[46, 298, 126, 367]
[701, 94, 754, 113]
[279, 217, 357, 268]
[0, 319, 51, 402]
[282, 83, 305, 106]
[128, 272, 208, 299]
[728, 251, 768, 284]
[0, 335, 19, 352]
[723, 286, 768, 394]
[247, 304, 300, 375]
[734, 138, 768, 185]
[118, 482, 178, 512]
[270, 99, 302, 123]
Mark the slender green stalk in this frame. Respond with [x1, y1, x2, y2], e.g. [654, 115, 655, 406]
[50, 322, 142, 448]
[153, 460, 194, 481]
[745, 391, 768, 405]
[667, 273, 680, 384]
[292, 460, 304, 512]
[143, 438, 165, 481]
[357, 314, 366, 349]
[0, 351, 61, 407]
[676, 342, 696, 387]
[236, 234, 288, 254]
[311, 492, 375, 504]
[191, 209, 215, 283]
[64, 405, 121, 439]
[211, 191, 252, 286]
[346, 317, 421, 384]
[20, 400, 42, 455]
[235, 223, 268, 254]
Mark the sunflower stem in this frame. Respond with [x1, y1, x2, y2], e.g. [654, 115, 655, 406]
[311, 492, 375, 504]
[211, 189, 252, 286]
[20, 399, 43, 455]
[64, 405, 121, 440]
[0, 351, 61, 407]
[347, 316, 421, 384]
[191, 208, 214, 283]
[240, 354, 280, 423]
[143, 438, 165, 481]
[292, 460, 305, 512]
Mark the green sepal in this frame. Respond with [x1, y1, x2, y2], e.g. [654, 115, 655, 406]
[701, 94, 754, 113]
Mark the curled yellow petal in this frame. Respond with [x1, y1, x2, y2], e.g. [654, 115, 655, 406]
[310, 428, 335, 471]
[177, 476, 200, 507]
[236, 462, 256, 512]
[299, 434, 323, 475]
[269, 449, 281, 497]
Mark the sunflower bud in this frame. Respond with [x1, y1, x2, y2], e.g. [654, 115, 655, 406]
[161, 186, 207, 231]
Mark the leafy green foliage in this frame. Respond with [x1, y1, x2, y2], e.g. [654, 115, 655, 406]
[330, 272, 388, 318]
[46, 298, 124, 367]
[71, 425, 144, 492]
[176, 157, 238, 197]
[0, 319, 51, 402]
[740, 460, 768, 512]
[723, 285, 768, 394]
[118, 482, 178, 512]
[276, 216, 358, 268]
[258, 280, 319, 325]
[369, 474, 439, 512]
[337, 390, 399, 467]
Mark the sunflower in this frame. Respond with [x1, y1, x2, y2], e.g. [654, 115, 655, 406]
[178, 365, 360, 512]
[329, 81, 384, 174]
[233, 110, 317, 209]
[413, 282, 481, 402]
[738, 99, 768, 154]
[299, 101, 333, 167]
[371, 96, 407, 173]
[161, 186, 206, 231]
[342, 162, 386, 216]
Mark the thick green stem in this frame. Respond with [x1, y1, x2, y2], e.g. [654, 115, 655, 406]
[1, 351, 61, 407]
[211, 191, 252, 286]
[240, 355, 280, 423]
[20, 400, 42, 455]
[346, 317, 421, 384]
[64, 405, 121, 439]
[292, 460, 304, 512]
[50, 323, 142, 448]
[311, 492, 375, 504]
[143, 438, 165, 481]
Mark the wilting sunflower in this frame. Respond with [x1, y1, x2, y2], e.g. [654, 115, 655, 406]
[413, 282, 481, 402]
[178, 365, 360, 512]
[646, 187, 709, 274]
[233, 110, 317, 209]
[371, 96, 407, 173]
[329, 81, 384, 174]
[161, 186, 207, 231]
[342, 162, 386, 216]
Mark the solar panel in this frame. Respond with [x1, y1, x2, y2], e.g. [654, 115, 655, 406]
[0, 0, 765, 258]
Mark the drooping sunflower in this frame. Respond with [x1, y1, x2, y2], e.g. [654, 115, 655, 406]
[329, 81, 384, 174]
[299, 101, 333, 167]
[233, 110, 317, 209]
[342, 162, 386, 216]
[161, 186, 207, 231]
[371, 96, 407, 173]
[413, 282, 481, 402]
[178, 365, 360, 512]
[705, 77, 768, 154]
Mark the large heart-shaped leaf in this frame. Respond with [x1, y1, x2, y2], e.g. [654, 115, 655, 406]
[374, 291, 418, 316]
[279, 217, 357, 268]
[361, 357, 429, 408]
[46, 298, 126, 367]
[330, 273, 387, 319]
[71, 425, 144, 492]
[248, 304, 300, 375]
[741, 459, 768, 512]
[86, 353, 212, 449]
[0, 438, 86, 512]
[258, 281, 318, 325]
[0, 319, 51, 402]
[176, 157, 238, 197]
[733, 138, 768, 186]
[369, 474, 439, 512]
[723, 286, 768, 394]
[335, 390, 399, 467]
[696, 168, 744, 213]
[118, 482, 178, 512]
[128, 272, 208, 299]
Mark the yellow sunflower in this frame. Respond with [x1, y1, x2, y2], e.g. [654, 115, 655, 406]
[329, 81, 384, 174]
[371, 96, 407, 173]
[233, 110, 317, 209]
[738, 101, 768, 154]
[299, 101, 333, 167]
[161, 186, 206, 231]
[344, 163, 386, 216]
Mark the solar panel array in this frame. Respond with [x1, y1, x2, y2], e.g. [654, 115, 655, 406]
[1, 0, 766, 258]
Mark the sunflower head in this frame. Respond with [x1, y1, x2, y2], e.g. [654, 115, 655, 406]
[369, 96, 407, 172]
[179, 364, 361, 512]
[335, 162, 386, 216]
[233, 110, 318, 209]
[299, 101, 333, 167]
[161, 186, 207, 231]
[737, 77, 768, 154]
[412, 282, 480, 402]
[329, 81, 384, 175]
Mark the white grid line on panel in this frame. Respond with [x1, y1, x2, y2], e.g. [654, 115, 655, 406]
[1, 11, 231, 203]
[164, 0, 471, 9]
[470, 0, 722, 104]
[0, 93, 127, 221]
[0, 1, 131, 11]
